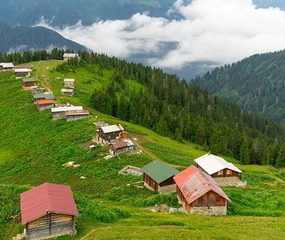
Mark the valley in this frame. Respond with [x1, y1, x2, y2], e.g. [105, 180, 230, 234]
[1, 59, 285, 239]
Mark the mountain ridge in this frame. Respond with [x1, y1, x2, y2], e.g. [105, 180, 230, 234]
[193, 49, 285, 125]
[0, 21, 86, 53]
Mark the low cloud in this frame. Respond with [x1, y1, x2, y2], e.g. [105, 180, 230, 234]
[36, 0, 285, 70]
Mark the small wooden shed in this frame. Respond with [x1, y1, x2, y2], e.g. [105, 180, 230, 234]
[63, 78, 75, 88]
[65, 110, 89, 122]
[110, 140, 129, 156]
[37, 99, 55, 111]
[194, 153, 246, 187]
[22, 78, 36, 89]
[51, 106, 83, 120]
[15, 65, 33, 78]
[63, 53, 79, 61]
[174, 165, 231, 215]
[20, 182, 78, 240]
[0, 62, 14, 70]
[33, 94, 55, 104]
[61, 88, 74, 96]
[141, 161, 179, 193]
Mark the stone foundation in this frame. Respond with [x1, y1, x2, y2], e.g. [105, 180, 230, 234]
[190, 206, 227, 215]
[158, 184, 177, 193]
[214, 176, 247, 187]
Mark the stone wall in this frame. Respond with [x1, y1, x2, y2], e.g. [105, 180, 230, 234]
[158, 184, 177, 193]
[191, 206, 227, 215]
[214, 176, 247, 187]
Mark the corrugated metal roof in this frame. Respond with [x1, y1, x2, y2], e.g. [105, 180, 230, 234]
[64, 78, 75, 82]
[101, 124, 124, 133]
[65, 110, 89, 116]
[34, 94, 55, 100]
[61, 89, 74, 92]
[194, 153, 242, 175]
[63, 53, 78, 57]
[37, 99, 54, 105]
[22, 78, 36, 83]
[112, 140, 128, 149]
[174, 165, 231, 204]
[51, 106, 83, 113]
[0, 62, 14, 68]
[14, 65, 33, 69]
[21, 183, 78, 224]
[141, 161, 180, 184]
[123, 139, 134, 146]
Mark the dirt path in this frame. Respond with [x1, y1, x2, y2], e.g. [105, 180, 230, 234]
[80, 226, 112, 240]
[129, 133, 162, 162]
[34, 61, 52, 92]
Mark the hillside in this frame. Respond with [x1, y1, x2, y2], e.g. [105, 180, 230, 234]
[1, 58, 285, 239]
[0, 21, 86, 53]
[0, 0, 176, 27]
[193, 50, 285, 125]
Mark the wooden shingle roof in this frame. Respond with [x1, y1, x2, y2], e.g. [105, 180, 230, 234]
[142, 161, 179, 184]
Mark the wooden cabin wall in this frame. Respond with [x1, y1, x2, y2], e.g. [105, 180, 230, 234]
[25, 213, 75, 240]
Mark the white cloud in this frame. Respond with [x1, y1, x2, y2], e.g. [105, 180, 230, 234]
[36, 0, 285, 70]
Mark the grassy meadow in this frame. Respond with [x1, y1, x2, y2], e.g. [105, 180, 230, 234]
[1, 61, 285, 239]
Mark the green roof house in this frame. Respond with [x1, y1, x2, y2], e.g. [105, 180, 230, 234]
[141, 161, 179, 193]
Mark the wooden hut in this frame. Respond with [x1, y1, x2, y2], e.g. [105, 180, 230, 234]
[33, 93, 55, 104]
[37, 99, 55, 111]
[63, 53, 80, 61]
[0, 62, 14, 70]
[61, 88, 74, 96]
[22, 78, 36, 89]
[51, 106, 83, 120]
[65, 110, 89, 122]
[194, 153, 246, 187]
[174, 165, 231, 215]
[20, 183, 78, 240]
[141, 161, 179, 193]
[63, 78, 75, 88]
[95, 124, 124, 145]
[110, 138, 134, 155]
[15, 65, 33, 78]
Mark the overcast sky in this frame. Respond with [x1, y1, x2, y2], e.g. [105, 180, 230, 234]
[37, 0, 285, 71]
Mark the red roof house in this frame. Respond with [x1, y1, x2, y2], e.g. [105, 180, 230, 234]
[20, 182, 78, 240]
[174, 165, 231, 215]
[37, 99, 54, 111]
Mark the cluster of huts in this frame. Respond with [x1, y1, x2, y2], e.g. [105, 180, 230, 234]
[93, 122, 135, 156]
[0, 62, 34, 78]
[6, 62, 90, 122]
[141, 153, 246, 216]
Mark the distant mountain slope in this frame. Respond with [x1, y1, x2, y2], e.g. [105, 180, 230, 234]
[0, 21, 86, 52]
[0, 0, 176, 27]
[193, 50, 285, 124]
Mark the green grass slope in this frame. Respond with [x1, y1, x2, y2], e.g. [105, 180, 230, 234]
[1, 61, 285, 239]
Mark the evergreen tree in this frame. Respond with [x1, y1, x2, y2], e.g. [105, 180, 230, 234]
[240, 139, 251, 164]
[276, 142, 285, 168]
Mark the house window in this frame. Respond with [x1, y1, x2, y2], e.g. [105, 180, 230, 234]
[226, 170, 232, 175]
[218, 170, 223, 176]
